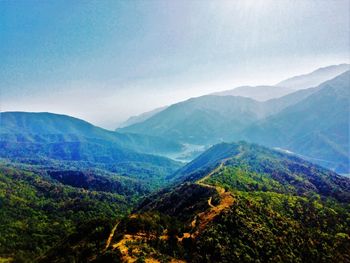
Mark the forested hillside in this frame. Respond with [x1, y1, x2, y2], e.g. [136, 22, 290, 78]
[0, 112, 182, 186]
[0, 163, 133, 262]
[2, 0, 349, 261]
[91, 142, 350, 263]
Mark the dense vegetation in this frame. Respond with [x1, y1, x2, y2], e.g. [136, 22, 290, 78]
[204, 143, 350, 202]
[0, 69, 349, 262]
[0, 112, 184, 262]
[0, 137, 181, 179]
[0, 112, 183, 185]
[194, 191, 350, 263]
[0, 110, 184, 240]
[101, 191, 349, 262]
[173, 142, 350, 202]
[3, 141, 346, 262]
[0, 163, 135, 262]
[96, 142, 350, 262]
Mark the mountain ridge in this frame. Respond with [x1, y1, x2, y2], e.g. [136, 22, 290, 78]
[117, 70, 349, 173]
[276, 63, 350, 90]
[0, 111, 183, 155]
[117, 106, 168, 129]
[211, 85, 294, 101]
[0, 111, 183, 186]
[244, 70, 350, 173]
[88, 141, 350, 262]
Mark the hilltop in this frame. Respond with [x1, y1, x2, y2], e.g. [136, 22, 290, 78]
[56, 142, 350, 262]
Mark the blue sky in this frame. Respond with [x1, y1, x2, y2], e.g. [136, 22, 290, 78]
[1, 0, 349, 128]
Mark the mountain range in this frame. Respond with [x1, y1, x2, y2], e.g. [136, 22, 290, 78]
[118, 70, 350, 173]
[244, 71, 350, 173]
[211, 85, 294, 101]
[0, 111, 183, 191]
[0, 111, 182, 155]
[276, 63, 350, 90]
[0, 113, 184, 262]
[1, 64, 349, 262]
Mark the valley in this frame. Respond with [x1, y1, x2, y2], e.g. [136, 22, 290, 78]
[0, 65, 349, 262]
[2, 2, 350, 262]
[118, 70, 350, 174]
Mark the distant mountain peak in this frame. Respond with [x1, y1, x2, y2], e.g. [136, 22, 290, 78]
[276, 63, 350, 90]
[211, 85, 294, 101]
[117, 106, 168, 129]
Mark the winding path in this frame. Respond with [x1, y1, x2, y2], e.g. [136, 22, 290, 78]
[191, 159, 235, 235]
[104, 221, 120, 251]
[103, 159, 235, 261]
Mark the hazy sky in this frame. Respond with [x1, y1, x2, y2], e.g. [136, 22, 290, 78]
[1, 0, 349, 129]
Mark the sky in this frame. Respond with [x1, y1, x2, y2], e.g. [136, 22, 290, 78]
[1, 0, 349, 129]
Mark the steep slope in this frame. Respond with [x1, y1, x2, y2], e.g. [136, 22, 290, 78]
[212, 85, 294, 101]
[117, 82, 326, 145]
[168, 142, 241, 181]
[172, 142, 350, 201]
[117, 83, 322, 147]
[244, 71, 350, 173]
[88, 142, 350, 262]
[118, 71, 348, 173]
[118, 95, 269, 145]
[276, 63, 350, 90]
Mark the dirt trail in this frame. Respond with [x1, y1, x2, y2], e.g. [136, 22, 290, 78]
[104, 158, 235, 261]
[112, 232, 185, 262]
[207, 196, 215, 208]
[197, 161, 226, 189]
[104, 221, 120, 251]
[192, 159, 235, 235]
